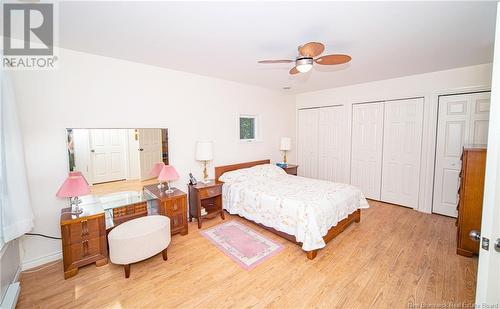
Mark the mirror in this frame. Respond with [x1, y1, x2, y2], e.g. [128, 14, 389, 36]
[66, 128, 168, 194]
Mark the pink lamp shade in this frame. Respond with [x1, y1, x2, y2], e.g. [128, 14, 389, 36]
[56, 175, 90, 198]
[69, 171, 89, 185]
[158, 165, 180, 182]
[149, 162, 165, 177]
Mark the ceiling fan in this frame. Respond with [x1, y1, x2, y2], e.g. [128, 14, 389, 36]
[258, 42, 351, 75]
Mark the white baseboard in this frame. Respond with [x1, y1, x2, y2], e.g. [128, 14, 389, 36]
[0, 282, 20, 309]
[21, 251, 62, 271]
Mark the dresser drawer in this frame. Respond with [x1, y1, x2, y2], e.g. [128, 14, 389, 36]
[68, 237, 104, 262]
[199, 186, 222, 199]
[164, 197, 186, 215]
[66, 217, 102, 245]
[169, 212, 187, 233]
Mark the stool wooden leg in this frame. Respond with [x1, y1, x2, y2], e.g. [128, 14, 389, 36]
[124, 264, 130, 278]
[162, 248, 168, 261]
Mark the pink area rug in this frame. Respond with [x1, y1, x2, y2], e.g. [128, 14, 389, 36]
[201, 221, 284, 270]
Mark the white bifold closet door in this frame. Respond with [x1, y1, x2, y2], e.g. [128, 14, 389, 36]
[298, 108, 319, 178]
[318, 106, 347, 182]
[298, 106, 346, 182]
[433, 92, 491, 217]
[380, 98, 424, 208]
[350, 102, 384, 200]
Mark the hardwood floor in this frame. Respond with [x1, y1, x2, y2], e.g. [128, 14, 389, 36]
[17, 201, 477, 308]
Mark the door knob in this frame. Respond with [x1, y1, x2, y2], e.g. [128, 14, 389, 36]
[90, 149, 95, 153]
[139, 148, 144, 151]
[469, 230, 481, 242]
[495, 238, 500, 253]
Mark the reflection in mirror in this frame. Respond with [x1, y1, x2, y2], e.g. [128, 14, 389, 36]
[66, 128, 168, 195]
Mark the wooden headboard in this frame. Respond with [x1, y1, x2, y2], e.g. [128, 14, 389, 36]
[214, 160, 270, 182]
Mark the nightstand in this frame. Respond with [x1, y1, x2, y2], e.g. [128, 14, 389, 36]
[281, 164, 298, 176]
[188, 181, 224, 229]
[60, 208, 108, 279]
[143, 185, 188, 235]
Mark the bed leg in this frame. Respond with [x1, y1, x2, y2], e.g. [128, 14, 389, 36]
[354, 209, 361, 223]
[306, 250, 318, 260]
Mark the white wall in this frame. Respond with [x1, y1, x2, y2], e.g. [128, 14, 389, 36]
[11, 48, 296, 269]
[296, 63, 493, 214]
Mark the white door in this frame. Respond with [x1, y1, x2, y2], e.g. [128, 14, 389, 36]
[298, 109, 319, 178]
[433, 92, 490, 217]
[476, 6, 500, 299]
[89, 129, 127, 184]
[381, 98, 424, 208]
[138, 128, 163, 180]
[318, 106, 346, 183]
[350, 102, 384, 200]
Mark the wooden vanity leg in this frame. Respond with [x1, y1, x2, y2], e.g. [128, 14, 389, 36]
[95, 257, 108, 267]
[162, 248, 168, 261]
[64, 268, 78, 279]
[124, 264, 130, 278]
[221, 210, 225, 220]
[306, 250, 318, 260]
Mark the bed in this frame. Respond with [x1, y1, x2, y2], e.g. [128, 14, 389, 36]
[215, 160, 369, 260]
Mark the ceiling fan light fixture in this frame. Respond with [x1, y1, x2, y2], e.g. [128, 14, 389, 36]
[296, 57, 313, 73]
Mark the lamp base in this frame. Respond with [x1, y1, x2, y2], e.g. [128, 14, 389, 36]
[70, 197, 84, 215]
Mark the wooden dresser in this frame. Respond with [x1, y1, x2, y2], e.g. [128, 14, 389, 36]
[456, 147, 487, 257]
[60, 208, 108, 279]
[143, 185, 188, 235]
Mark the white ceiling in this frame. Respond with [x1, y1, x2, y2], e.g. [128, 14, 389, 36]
[57, 1, 496, 93]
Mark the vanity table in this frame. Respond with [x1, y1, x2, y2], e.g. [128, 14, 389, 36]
[60, 190, 160, 279]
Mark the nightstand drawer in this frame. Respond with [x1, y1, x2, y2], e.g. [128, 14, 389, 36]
[199, 186, 222, 199]
[66, 218, 101, 245]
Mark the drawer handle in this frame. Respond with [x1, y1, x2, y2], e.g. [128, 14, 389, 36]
[173, 203, 178, 211]
[82, 240, 89, 257]
[81, 220, 89, 236]
[173, 217, 178, 226]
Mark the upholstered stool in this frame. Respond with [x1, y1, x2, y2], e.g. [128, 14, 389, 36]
[108, 215, 171, 278]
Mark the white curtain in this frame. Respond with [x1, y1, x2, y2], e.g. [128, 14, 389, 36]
[0, 71, 34, 242]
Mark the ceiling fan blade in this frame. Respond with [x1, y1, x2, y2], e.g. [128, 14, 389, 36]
[299, 42, 325, 57]
[315, 54, 352, 65]
[258, 59, 293, 64]
[289, 67, 300, 75]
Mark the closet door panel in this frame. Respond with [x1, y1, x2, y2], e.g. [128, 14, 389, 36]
[298, 109, 319, 178]
[381, 98, 424, 208]
[318, 106, 346, 183]
[350, 102, 384, 200]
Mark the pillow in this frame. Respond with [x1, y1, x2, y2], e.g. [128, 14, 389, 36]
[218, 164, 286, 183]
[218, 168, 252, 183]
[247, 164, 287, 178]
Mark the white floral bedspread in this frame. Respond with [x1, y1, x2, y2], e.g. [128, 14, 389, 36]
[220, 164, 370, 251]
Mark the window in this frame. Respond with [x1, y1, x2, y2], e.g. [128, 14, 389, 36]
[239, 115, 258, 141]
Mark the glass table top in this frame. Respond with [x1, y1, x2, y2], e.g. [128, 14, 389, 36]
[72, 191, 158, 229]
[79, 190, 156, 210]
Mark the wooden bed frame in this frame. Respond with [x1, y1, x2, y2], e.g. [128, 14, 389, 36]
[214, 159, 361, 260]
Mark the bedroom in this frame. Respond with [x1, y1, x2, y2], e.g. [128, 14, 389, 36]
[1, 1, 500, 308]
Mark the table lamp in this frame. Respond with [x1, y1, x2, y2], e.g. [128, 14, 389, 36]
[280, 137, 292, 164]
[158, 165, 180, 194]
[195, 141, 213, 183]
[56, 174, 90, 215]
[149, 162, 166, 188]
[69, 171, 89, 185]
